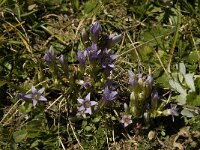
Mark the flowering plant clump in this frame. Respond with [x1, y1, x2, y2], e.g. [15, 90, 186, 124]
[9, 19, 188, 150]
[127, 70, 179, 122]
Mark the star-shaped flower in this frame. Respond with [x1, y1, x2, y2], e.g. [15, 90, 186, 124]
[102, 86, 117, 101]
[120, 114, 132, 127]
[24, 86, 47, 106]
[77, 93, 97, 115]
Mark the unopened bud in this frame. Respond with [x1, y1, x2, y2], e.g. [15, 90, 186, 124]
[81, 28, 89, 44]
[107, 34, 122, 48]
[90, 21, 101, 43]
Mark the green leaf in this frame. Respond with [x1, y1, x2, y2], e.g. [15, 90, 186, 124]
[84, 0, 98, 14]
[82, 120, 87, 128]
[169, 79, 186, 95]
[85, 126, 92, 131]
[0, 80, 7, 87]
[185, 74, 195, 91]
[30, 140, 39, 148]
[72, 0, 79, 10]
[181, 108, 194, 117]
[92, 116, 101, 123]
[186, 92, 200, 106]
[19, 103, 32, 114]
[13, 129, 27, 143]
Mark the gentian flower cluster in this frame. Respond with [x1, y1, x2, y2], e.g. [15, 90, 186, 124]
[128, 70, 154, 117]
[76, 21, 120, 111]
[77, 21, 121, 76]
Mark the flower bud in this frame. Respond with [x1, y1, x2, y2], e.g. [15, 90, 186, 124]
[81, 28, 89, 44]
[151, 90, 159, 110]
[107, 34, 122, 48]
[43, 45, 56, 65]
[128, 70, 138, 88]
[90, 21, 101, 43]
[145, 75, 153, 88]
[130, 91, 136, 103]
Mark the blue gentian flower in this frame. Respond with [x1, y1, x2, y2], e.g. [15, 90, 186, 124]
[24, 86, 47, 106]
[167, 104, 179, 122]
[44, 46, 56, 65]
[90, 21, 101, 43]
[77, 93, 97, 115]
[102, 86, 117, 101]
[101, 49, 117, 75]
[107, 34, 122, 48]
[76, 106, 87, 118]
[145, 75, 153, 87]
[128, 70, 138, 88]
[86, 43, 101, 62]
[119, 114, 132, 127]
[77, 50, 87, 67]
[151, 90, 159, 101]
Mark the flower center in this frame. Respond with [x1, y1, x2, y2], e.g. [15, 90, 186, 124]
[84, 101, 91, 108]
[123, 117, 129, 123]
[33, 93, 39, 100]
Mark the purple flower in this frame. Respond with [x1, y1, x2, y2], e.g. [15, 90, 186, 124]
[119, 114, 132, 127]
[86, 43, 101, 62]
[151, 90, 159, 109]
[101, 49, 117, 75]
[106, 34, 122, 48]
[76, 106, 87, 118]
[151, 90, 159, 101]
[77, 93, 97, 115]
[44, 46, 56, 65]
[59, 55, 65, 64]
[90, 21, 101, 43]
[167, 104, 179, 122]
[77, 50, 87, 67]
[102, 86, 117, 101]
[17, 93, 27, 100]
[128, 70, 138, 87]
[145, 75, 153, 87]
[78, 77, 91, 89]
[24, 86, 47, 106]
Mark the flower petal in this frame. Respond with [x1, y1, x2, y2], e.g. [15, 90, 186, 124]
[77, 99, 84, 104]
[31, 86, 37, 93]
[85, 108, 92, 114]
[38, 96, 47, 101]
[90, 101, 97, 106]
[78, 106, 85, 111]
[124, 122, 128, 127]
[24, 94, 33, 99]
[38, 87, 45, 94]
[32, 99, 38, 106]
[85, 93, 91, 101]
